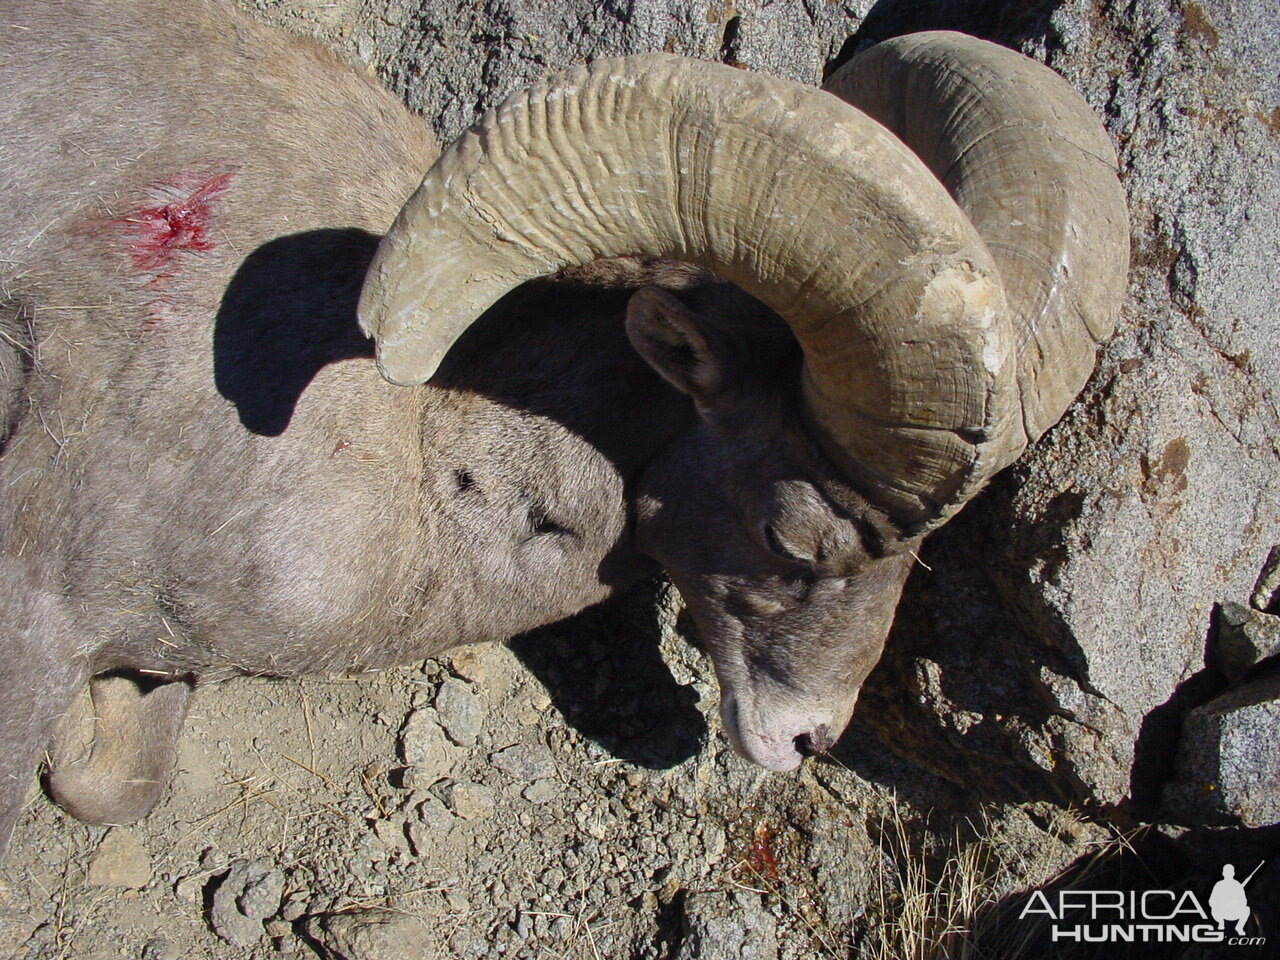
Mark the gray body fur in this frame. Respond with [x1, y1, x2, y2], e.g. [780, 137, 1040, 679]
[0, 0, 914, 857]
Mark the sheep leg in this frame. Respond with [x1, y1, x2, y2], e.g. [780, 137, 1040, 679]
[44, 672, 194, 826]
[0, 569, 85, 862]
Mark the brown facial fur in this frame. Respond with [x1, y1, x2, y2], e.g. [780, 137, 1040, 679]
[627, 285, 918, 770]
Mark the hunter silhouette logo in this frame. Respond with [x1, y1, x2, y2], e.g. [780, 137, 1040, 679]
[1019, 860, 1266, 946]
[1210, 862, 1262, 937]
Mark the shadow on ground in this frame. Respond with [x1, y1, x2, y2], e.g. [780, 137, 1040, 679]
[509, 578, 707, 770]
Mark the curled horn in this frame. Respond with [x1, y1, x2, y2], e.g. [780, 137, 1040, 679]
[825, 32, 1130, 455]
[360, 44, 1124, 530]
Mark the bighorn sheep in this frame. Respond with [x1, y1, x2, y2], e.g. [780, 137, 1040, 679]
[0, 0, 1128, 858]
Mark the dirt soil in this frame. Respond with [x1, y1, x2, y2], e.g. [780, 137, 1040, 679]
[0, 581, 1099, 960]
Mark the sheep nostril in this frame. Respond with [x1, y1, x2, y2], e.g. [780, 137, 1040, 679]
[795, 724, 834, 757]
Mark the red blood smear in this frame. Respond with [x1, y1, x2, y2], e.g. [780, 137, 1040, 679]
[749, 822, 780, 882]
[115, 171, 234, 277]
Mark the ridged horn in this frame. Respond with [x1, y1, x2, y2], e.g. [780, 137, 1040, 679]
[826, 32, 1130, 447]
[358, 52, 1027, 528]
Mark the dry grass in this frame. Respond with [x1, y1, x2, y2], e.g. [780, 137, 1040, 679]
[866, 803, 1130, 960]
[868, 807, 1002, 960]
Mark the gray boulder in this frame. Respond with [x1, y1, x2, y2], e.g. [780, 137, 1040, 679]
[849, 0, 1280, 813]
[976, 0, 1280, 807]
[1214, 603, 1280, 683]
[1164, 676, 1280, 827]
[243, 0, 876, 144]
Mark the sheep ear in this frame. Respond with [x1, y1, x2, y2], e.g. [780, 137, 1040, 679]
[625, 286, 725, 411]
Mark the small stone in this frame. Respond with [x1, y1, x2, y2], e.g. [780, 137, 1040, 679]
[238, 865, 285, 920]
[521, 779, 560, 804]
[490, 743, 557, 782]
[303, 908, 439, 960]
[447, 782, 495, 820]
[674, 891, 779, 960]
[550, 916, 573, 940]
[448, 645, 488, 684]
[407, 823, 433, 858]
[435, 678, 483, 747]
[444, 890, 470, 914]
[280, 895, 308, 922]
[399, 710, 457, 780]
[264, 918, 292, 939]
[140, 939, 180, 960]
[87, 828, 152, 889]
[513, 696, 544, 725]
[373, 818, 408, 850]
[1215, 602, 1280, 682]
[575, 807, 609, 841]
[539, 867, 566, 891]
[199, 847, 228, 872]
[208, 859, 285, 948]
[415, 794, 454, 832]
[1164, 675, 1280, 827]
[173, 874, 204, 904]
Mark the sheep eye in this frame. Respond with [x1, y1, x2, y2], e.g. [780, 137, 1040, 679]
[763, 523, 813, 565]
[762, 523, 793, 559]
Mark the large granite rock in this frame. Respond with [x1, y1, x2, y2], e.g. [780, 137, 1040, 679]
[240, 0, 876, 144]
[1213, 603, 1280, 683]
[846, 0, 1280, 816]
[974, 0, 1280, 808]
[1164, 676, 1280, 827]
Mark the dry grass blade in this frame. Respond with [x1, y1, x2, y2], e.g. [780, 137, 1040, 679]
[868, 802, 1015, 960]
[867, 801, 1137, 960]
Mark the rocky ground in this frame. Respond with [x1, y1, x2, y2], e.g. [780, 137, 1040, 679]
[1, 581, 1107, 960]
[4, 577, 1275, 960]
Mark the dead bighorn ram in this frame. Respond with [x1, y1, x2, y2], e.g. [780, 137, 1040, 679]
[0, 0, 1127, 856]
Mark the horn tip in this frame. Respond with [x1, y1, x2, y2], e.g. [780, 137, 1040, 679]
[375, 347, 439, 387]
